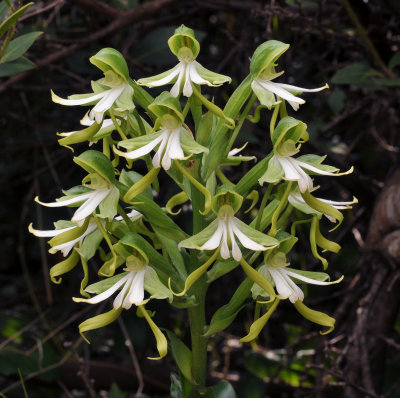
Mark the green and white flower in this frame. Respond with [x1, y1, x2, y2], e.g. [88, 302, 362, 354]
[288, 191, 358, 222]
[136, 25, 230, 97]
[179, 205, 278, 261]
[116, 126, 208, 171]
[260, 153, 352, 193]
[28, 220, 98, 257]
[254, 252, 342, 303]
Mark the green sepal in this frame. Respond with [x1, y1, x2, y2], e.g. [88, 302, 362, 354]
[78, 308, 123, 344]
[123, 167, 160, 203]
[234, 218, 279, 248]
[98, 186, 120, 220]
[48, 218, 90, 249]
[119, 170, 153, 199]
[138, 306, 168, 360]
[58, 121, 102, 149]
[251, 264, 274, 300]
[286, 268, 331, 283]
[144, 267, 173, 302]
[275, 230, 298, 254]
[195, 62, 231, 86]
[314, 217, 341, 253]
[49, 249, 80, 284]
[240, 299, 280, 342]
[272, 117, 308, 156]
[296, 154, 340, 174]
[166, 331, 195, 384]
[250, 40, 289, 79]
[178, 219, 218, 250]
[166, 191, 189, 215]
[251, 80, 279, 109]
[180, 128, 209, 155]
[75, 229, 103, 261]
[168, 24, 200, 60]
[74, 150, 116, 185]
[98, 254, 125, 277]
[85, 272, 127, 294]
[258, 156, 284, 186]
[204, 277, 252, 337]
[118, 130, 163, 151]
[293, 301, 335, 335]
[89, 48, 130, 81]
[148, 91, 184, 124]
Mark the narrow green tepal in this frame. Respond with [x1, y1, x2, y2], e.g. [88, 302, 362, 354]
[74, 150, 116, 184]
[168, 24, 200, 61]
[250, 40, 289, 79]
[90, 48, 130, 81]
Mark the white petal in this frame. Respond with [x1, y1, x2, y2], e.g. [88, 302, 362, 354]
[275, 82, 328, 93]
[231, 220, 267, 251]
[220, 222, 230, 259]
[227, 220, 242, 261]
[28, 223, 75, 238]
[144, 64, 182, 87]
[52, 91, 106, 106]
[285, 269, 335, 286]
[276, 156, 302, 180]
[269, 268, 293, 299]
[318, 198, 356, 207]
[170, 65, 185, 97]
[256, 80, 305, 106]
[182, 64, 193, 97]
[82, 274, 130, 305]
[51, 223, 97, 256]
[126, 268, 146, 305]
[168, 128, 184, 159]
[189, 61, 210, 85]
[92, 85, 126, 114]
[72, 189, 111, 221]
[113, 273, 134, 309]
[123, 133, 164, 160]
[296, 160, 339, 176]
[35, 192, 94, 208]
[199, 221, 224, 250]
[152, 133, 169, 169]
[281, 271, 304, 303]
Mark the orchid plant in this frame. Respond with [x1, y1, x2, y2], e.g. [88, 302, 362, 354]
[30, 25, 355, 396]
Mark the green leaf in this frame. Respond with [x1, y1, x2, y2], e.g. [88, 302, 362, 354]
[0, 2, 33, 38]
[0, 3, 9, 21]
[166, 331, 195, 384]
[389, 52, 400, 71]
[331, 62, 381, 88]
[1, 31, 42, 62]
[109, 383, 126, 398]
[0, 56, 35, 77]
[328, 88, 346, 114]
[204, 278, 252, 336]
[206, 381, 237, 398]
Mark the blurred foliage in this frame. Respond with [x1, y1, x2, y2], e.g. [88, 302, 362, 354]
[0, 0, 399, 397]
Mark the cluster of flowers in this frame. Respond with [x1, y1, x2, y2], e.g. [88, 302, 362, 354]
[30, 26, 356, 358]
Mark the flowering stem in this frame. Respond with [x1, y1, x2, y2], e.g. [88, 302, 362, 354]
[269, 182, 293, 236]
[117, 204, 135, 232]
[109, 109, 128, 140]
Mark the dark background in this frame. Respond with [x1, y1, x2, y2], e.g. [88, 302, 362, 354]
[0, 0, 399, 397]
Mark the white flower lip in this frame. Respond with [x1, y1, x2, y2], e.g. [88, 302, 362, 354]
[35, 187, 113, 222]
[199, 217, 269, 261]
[28, 222, 97, 257]
[52, 83, 129, 123]
[139, 60, 229, 98]
[252, 77, 328, 111]
[274, 154, 345, 193]
[118, 128, 185, 170]
[75, 268, 147, 309]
